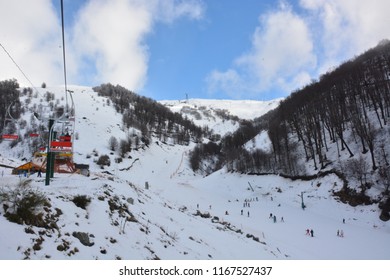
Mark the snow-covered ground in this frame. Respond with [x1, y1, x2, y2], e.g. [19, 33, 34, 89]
[159, 98, 281, 137]
[160, 98, 282, 120]
[0, 86, 389, 260]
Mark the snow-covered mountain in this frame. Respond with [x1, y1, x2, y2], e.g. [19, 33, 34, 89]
[0, 85, 388, 260]
[159, 98, 281, 137]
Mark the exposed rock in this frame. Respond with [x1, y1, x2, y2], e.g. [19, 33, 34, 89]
[72, 231, 94, 247]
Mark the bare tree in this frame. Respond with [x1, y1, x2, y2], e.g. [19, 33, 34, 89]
[108, 136, 118, 151]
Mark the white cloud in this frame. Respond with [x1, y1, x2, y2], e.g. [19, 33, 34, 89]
[238, 4, 316, 89]
[0, 0, 63, 87]
[0, 0, 205, 91]
[300, 0, 390, 70]
[205, 69, 246, 99]
[206, 3, 315, 99]
[71, 0, 153, 89]
[154, 0, 205, 23]
[71, 0, 205, 90]
[206, 0, 390, 99]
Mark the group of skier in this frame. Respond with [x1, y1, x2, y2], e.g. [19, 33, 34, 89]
[196, 195, 348, 241]
[269, 213, 284, 223]
[306, 228, 314, 237]
[337, 229, 344, 237]
[243, 197, 258, 208]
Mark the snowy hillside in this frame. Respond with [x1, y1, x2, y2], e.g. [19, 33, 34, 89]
[0, 86, 389, 260]
[159, 98, 281, 137]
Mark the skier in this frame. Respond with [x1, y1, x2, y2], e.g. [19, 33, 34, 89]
[340, 230, 344, 237]
[281, 217, 284, 222]
[310, 229, 314, 237]
[273, 215, 277, 223]
[225, 210, 229, 215]
[306, 229, 310, 236]
[241, 209, 243, 215]
[247, 211, 250, 217]
[37, 169, 42, 177]
[269, 213, 273, 219]
[337, 230, 340, 237]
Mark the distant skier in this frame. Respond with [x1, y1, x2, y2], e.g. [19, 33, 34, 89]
[37, 169, 42, 177]
[241, 209, 243, 215]
[310, 229, 314, 237]
[247, 211, 250, 217]
[225, 210, 229, 215]
[306, 229, 310, 236]
[281, 217, 284, 222]
[273, 216, 277, 223]
[269, 213, 273, 219]
[340, 230, 344, 237]
[337, 230, 340, 237]
[343, 218, 345, 224]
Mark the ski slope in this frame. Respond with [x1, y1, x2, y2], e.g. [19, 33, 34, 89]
[0, 86, 388, 260]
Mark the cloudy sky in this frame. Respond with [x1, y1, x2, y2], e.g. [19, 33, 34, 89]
[1, 0, 390, 101]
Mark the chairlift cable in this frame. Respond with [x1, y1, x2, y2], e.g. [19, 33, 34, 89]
[60, 0, 69, 113]
[0, 42, 42, 97]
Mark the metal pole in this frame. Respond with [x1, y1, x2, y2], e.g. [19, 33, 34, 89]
[45, 118, 54, 186]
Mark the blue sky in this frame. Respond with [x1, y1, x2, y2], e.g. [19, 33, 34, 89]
[1, 0, 390, 101]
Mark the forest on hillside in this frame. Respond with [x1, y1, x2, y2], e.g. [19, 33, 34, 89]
[93, 84, 210, 146]
[0, 79, 22, 133]
[190, 40, 390, 214]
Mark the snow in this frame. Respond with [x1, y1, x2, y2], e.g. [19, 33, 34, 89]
[244, 130, 272, 152]
[159, 98, 282, 120]
[0, 86, 389, 260]
[159, 98, 282, 137]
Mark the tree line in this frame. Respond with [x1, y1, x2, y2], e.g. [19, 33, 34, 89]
[0, 79, 22, 134]
[190, 40, 390, 184]
[93, 84, 207, 146]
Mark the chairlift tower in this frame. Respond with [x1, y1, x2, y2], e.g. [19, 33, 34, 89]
[44, 0, 76, 185]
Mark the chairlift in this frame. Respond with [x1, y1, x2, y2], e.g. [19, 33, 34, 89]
[1, 102, 20, 141]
